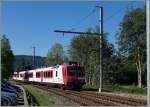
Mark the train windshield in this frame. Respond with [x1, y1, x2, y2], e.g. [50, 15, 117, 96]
[68, 67, 84, 76]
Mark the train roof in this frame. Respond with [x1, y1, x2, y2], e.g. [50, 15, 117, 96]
[16, 63, 82, 73]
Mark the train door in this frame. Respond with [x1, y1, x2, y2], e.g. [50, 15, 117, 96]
[54, 69, 58, 83]
[24, 71, 29, 82]
[62, 67, 68, 85]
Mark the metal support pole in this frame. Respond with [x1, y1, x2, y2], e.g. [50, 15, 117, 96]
[147, 0, 150, 106]
[99, 6, 103, 93]
[54, 30, 100, 36]
[54, 7, 104, 93]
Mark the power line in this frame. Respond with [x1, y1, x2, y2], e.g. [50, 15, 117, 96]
[68, 7, 98, 31]
[68, 2, 133, 31]
[104, 2, 133, 24]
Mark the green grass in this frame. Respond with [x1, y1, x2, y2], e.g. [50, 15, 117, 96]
[113, 85, 146, 96]
[23, 85, 78, 106]
[83, 84, 98, 90]
[83, 84, 147, 96]
[24, 85, 56, 106]
[104, 84, 147, 96]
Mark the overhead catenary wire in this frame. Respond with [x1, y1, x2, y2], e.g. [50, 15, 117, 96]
[104, 2, 134, 25]
[68, 7, 98, 31]
[68, 2, 133, 32]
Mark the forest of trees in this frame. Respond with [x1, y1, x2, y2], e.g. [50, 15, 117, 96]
[118, 7, 146, 88]
[70, 7, 146, 88]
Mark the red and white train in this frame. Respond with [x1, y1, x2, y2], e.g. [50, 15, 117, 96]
[13, 63, 85, 89]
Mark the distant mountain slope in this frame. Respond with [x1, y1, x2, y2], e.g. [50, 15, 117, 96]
[13, 55, 46, 71]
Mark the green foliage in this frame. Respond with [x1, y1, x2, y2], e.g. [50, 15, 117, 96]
[69, 26, 114, 87]
[117, 7, 146, 87]
[24, 85, 77, 106]
[69, 6, 146, 90]
[17, 57, 32, 71]
[1, 35, 14, 79]
[118, 7, 146, 58]
[46, 43, 67, 65]
[110, 84, 147, 96]
[24, 85, 55, 106]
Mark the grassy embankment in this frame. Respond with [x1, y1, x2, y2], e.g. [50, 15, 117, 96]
[23, 85, 77, 106]
[24, 85, 55, 106]
[83, 84, 147, 96]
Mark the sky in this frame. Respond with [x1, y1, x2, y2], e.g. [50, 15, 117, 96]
[2, 1, 145, 57]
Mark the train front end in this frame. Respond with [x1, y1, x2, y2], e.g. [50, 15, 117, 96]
[62, 64, 86, 90]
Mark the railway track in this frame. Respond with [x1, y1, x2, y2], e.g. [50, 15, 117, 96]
[33, 85, 147, 106]
[81, 91, 147, 106]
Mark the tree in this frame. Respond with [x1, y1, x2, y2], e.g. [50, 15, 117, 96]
[1, 35, 14, 79]
[46, 43, 64, 65]
[117, 7, 146, 88]
[69, 26, 114, 87]
[16, 57, 32, 71]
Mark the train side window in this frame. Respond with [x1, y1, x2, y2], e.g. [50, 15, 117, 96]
[37, 72, 38, 77]
[31, 72, 33, 78]
[31, 73, 33, 77]
[48, 72, 49, 77]
[46, 72, 48, 78]
[56, 71, 57, 77]
[50, 71, 53, 78]
[48, 71, 50, 77]
[50, 71, 52, 78]
[20, 74, 23, 77]
[50, 72, 51, 77]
